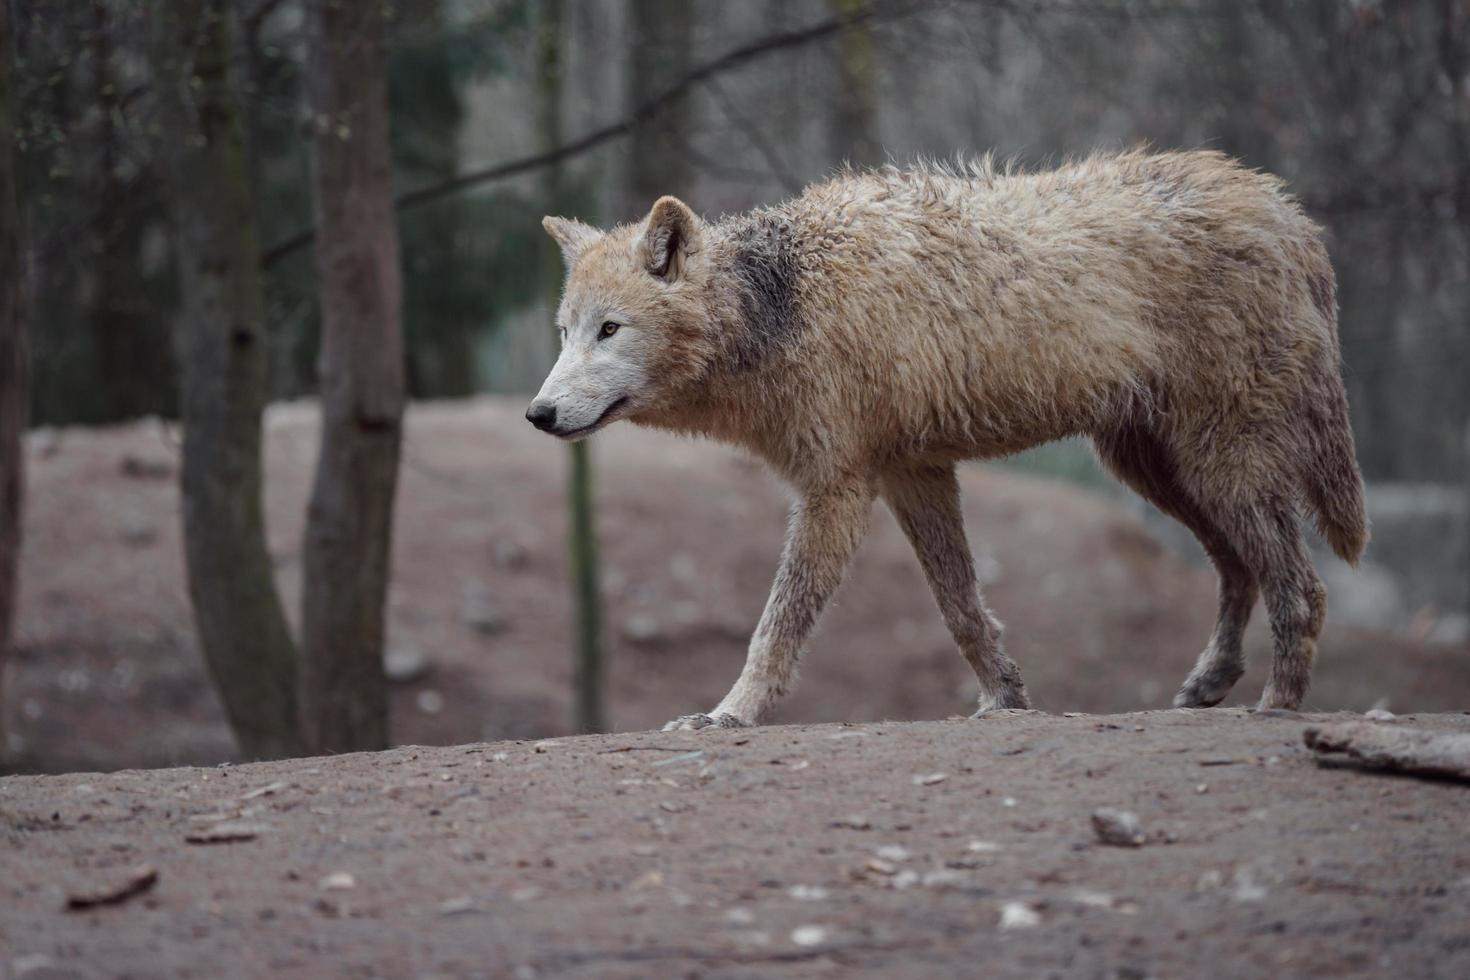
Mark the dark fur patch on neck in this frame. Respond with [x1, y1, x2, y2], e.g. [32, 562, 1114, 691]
[725, 212, 801, 370]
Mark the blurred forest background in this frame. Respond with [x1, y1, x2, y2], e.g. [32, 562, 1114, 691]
[0, 0, 1466, 773]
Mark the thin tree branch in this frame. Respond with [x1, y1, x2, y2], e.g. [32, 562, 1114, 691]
[703, 74, 804, 195]
[260, 0, 932, 268]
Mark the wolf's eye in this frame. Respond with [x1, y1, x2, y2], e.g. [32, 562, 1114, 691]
[598, 321, 621, 340]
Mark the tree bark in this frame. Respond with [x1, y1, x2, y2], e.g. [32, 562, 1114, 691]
[625, 0, 694, 218]
[157, 0, 301, 759]
[0, 0, 27, 727]
[539, 0, 607, 734]
[300, 0, 405, 754]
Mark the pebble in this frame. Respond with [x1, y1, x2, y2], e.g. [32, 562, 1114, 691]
[874, 844, 911, 862]
[790, 925, 828, 947]
[890, 869, 920, 889]
[864, 858, 898, 876]
[1231, 867, 1268, 903]
[461, 583, 506, 633]
[998, 901, 1041, 930]
[119, 454, 172, 479]
[921, 869, 969, 889]
[621, 613, 663, 644]
[1071, 889, 1114, 909]
[384, 648, 431, 684]
[438, 896, 479, 915]
[1090, 808, 1146, 847]
[493, 539, 529, 570]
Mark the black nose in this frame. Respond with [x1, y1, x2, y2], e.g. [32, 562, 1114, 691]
[525, 402, 558, 432]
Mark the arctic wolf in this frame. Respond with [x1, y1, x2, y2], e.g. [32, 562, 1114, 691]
[531, 150, 1367, 731]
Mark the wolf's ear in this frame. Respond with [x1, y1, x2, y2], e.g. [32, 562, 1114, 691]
[641, 196, 702, 282]
[542, 216, 600, 264]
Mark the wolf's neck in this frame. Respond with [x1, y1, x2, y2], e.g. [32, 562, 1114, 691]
[631, 210, 805, 454]
[706, 209, 804, 375]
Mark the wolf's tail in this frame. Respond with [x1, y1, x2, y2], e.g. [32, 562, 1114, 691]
[1301, 367, 1369, 566]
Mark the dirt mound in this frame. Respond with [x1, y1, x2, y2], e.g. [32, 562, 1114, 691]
[7, 398, 1467, 773]
[2, 711, 1467, 978]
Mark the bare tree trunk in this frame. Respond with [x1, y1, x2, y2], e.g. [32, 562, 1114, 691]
[828, 0, 881, 168]
[0, 1, 27, 730]
[300, 0, 404, 754]
[625, 0, 694, 218]
[539, 0, 607, 734]
[157, 0, 301, 759]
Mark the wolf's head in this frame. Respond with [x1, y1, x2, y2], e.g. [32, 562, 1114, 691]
[527, 196, 714, 440]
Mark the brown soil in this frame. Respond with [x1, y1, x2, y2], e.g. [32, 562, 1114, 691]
[6, 398, 1468, 774]
[2, 710, 1468, 978]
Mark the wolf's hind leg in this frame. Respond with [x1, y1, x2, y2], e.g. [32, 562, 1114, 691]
[1218, 498, 1326, 711]
[881, 465, 1029, 714]
[1094, 424, 1258, 708]
[663, 481, 874, 731]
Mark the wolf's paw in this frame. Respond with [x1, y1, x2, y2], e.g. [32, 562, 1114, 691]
[660, 712, 750, 732]
[970, 686, 1032, 718]
[1254, 682, 1305, 714]
[969, 707, 1042, 720]
[1173, 665, 1244, 708]
[1173, 684, 1227, 709]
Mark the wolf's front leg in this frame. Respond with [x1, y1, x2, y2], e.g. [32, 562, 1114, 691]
[663, 482, 874, 731]
[881, 464, 1029, 714]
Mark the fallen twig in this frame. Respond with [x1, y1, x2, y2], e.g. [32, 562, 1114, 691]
[65, 865, 158, 911]
[597, 745, 701, 755]
[185, 821, 268, 844]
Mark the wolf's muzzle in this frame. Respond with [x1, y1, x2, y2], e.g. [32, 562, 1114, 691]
[525, 402, 558, 432]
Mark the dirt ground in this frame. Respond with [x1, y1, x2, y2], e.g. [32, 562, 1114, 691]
[6, 398, 1469, 774]
[2, 710, 1468, 979]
